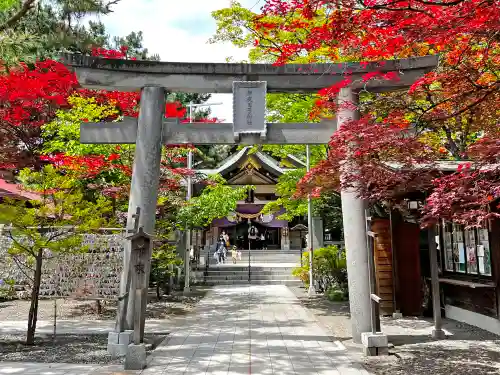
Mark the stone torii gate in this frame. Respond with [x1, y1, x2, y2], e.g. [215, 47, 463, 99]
[61, 54, 438, 359]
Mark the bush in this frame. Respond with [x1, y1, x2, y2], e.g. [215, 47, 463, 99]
[150, 242, 182, 298]
[0, 279, 16, 301]
[292, 245, 348, 295]
[326, 286, 348, 302]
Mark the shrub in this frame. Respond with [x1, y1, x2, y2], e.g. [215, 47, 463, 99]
[292, 245, 348, 295]
[0, 278, 16, 300]
[326, 286, 348, 302]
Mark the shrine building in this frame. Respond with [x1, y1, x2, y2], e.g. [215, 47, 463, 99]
[193, 147, 322, 251]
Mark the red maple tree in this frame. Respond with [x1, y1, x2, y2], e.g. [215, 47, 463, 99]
[0, 47, 220, 205]
[0, 60, 79, 169]
[257, 0, 499, 226]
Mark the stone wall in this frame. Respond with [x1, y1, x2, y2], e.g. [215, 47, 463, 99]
[0, 233, 124, 300]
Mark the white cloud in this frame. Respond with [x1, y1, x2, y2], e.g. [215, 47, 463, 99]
[97, 0, 259, 122]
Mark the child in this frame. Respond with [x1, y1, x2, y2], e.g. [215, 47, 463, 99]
[231, 246, 238, 264]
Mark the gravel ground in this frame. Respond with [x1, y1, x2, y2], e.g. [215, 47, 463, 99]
[0, 332, 167, 364]
[0, 288, 208, 365]
[290, 286, 500, 375]
[0, 289, 207, 321]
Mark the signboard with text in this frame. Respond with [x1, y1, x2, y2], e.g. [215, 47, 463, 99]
[233, 81, 267, 138]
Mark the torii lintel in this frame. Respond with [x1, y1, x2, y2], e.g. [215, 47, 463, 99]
[80, 118, 337, 145]
[80, 80, 337, 145]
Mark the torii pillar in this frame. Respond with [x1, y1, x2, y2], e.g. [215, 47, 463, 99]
[337, 87, 371, 342]
[121, 86, 165, 331]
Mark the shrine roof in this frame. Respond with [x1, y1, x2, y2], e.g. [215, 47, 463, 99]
[60, 54, 438, 93]
[196, 147, 293, 178]
[285, 154, 307, 168]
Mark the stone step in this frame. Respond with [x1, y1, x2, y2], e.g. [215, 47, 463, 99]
[209, 259, 300, 268]
[203, 279, 303, 286]
[206, 264, 295, 268]
[236, 251, 302, 255]
[206, 271, 295, 277]
[204, 250, 302, 256]
[206, 267, 296, 273]
[205, 274, 297, 281]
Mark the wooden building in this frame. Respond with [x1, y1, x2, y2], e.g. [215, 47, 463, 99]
[369, 162, 500, 334]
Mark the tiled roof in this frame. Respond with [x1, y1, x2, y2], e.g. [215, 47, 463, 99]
[197, 147, 294, 177]
[0, 179, 41, 201]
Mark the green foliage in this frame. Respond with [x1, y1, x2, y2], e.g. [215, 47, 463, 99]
[0, 165, 113, 344]
[210, 1, 256, 54]
[266, 93, 319, 123]
[314, 192, 343, 237]
[325, 286, 348, 302]
[0, 0, 123, 67]
[0, 30, 41, 67]
[211, 1, 339, 65]
[292, 246, 347, 294]
[42, 95, 121, 156]
[261, 149, 341, 231]
[0, 278, 16, 300]
[0, 0, 18, 11]
[150, 236, 182, 297]
[177, 175, 249, 230]
[6, 165, 113, 232]
[111, 31, 160, 60]
[196, 145, 236, 168]
[0, 165, 114, 283]
[0, 0, 161, 69]
[264, 169, 307, 220]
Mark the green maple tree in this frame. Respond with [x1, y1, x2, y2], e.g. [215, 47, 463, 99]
[0, 165, 113, 344]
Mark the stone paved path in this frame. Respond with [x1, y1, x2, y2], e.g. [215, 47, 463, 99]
[143, 285, 368, 375]
[0, 285, 369, 375]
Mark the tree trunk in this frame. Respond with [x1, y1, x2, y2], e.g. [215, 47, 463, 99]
[26, 249, 43, 345]
[96, 300, 102, 315]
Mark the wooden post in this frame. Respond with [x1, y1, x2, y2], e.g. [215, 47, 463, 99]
[116, 207, 140, 333]
[428, 225, 445, 339]
[365, 210, 381, 333]
[128, 227, 152, 344]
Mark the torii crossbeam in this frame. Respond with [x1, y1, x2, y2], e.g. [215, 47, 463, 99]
[80, 81, 336, 145]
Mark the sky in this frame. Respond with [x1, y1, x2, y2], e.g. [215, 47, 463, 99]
[98, 0, 261, 122]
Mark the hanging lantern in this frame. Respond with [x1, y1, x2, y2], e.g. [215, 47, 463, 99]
[227, 212, 237, 222]
[260, 213, 274, 223]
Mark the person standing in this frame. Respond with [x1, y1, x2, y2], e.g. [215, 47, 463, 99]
[222, 230, 230, 248]
[260, 233, 266, 250]
[215, 236, 226, 264]
[248, 225, 258, 249]
[231, 246, 238, 264]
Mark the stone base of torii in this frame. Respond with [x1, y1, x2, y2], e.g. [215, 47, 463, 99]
[63, 53, 439, 369]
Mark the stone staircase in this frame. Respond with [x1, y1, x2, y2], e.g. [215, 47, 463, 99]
[202, 249, 303, 286]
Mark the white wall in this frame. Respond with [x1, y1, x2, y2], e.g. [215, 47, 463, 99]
[445, 305, 500, 336]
